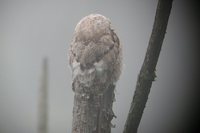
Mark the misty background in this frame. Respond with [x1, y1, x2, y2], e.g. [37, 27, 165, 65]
[0, 0, 199, 133]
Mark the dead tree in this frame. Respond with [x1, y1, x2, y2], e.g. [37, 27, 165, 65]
[123, 0, 173, 133]
[38, 58, 48, 133]
[69, 14, 122, 133]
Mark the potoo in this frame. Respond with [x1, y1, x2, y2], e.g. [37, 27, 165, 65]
[69, 14, 122, 133]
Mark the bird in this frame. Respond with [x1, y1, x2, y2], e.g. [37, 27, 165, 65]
[69, 14, 122, 92]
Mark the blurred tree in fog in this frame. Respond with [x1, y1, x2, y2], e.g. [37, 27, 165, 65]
[38, 58, 48, 133]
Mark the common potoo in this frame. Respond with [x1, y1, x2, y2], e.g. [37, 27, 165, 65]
[69, 14, 122, 91]
[69, 14, 122, 133]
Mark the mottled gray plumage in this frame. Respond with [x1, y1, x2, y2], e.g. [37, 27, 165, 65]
[69, 14, 122, 133]
[69, 14, 122, 90]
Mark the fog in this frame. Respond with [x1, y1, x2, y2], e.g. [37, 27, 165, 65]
[0, 0, 199, 133]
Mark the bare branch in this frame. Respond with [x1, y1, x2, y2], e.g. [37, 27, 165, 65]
[123, 0, 173, 132]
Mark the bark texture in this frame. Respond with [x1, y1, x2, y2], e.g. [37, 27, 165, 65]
[69, 14, 122, 133]
[123, 0, 173, 133]
[72, 79, 116, 133]
[38, 58, 48, 133]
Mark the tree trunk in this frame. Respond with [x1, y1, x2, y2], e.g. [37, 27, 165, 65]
[123, 0, 173, 133]
[72, 80, 116, 133]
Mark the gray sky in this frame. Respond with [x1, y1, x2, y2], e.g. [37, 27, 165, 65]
[0, 0, 199, 133]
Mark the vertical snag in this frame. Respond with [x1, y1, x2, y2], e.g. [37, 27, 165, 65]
[38, 58, 48, 133]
